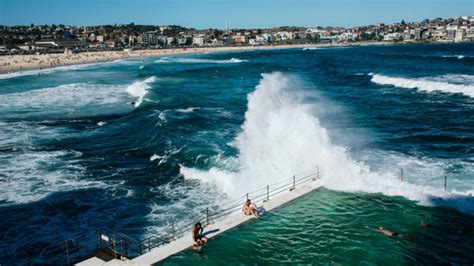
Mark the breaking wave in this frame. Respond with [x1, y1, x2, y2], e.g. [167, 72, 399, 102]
[181, 72, 474, 214]
[155, 57, 246, 64]
[125, 76, 158, 107]
[441, 54, 467, 59]
[371, 74, 474, 97]
[0, 63, 98, 80]
[0, 83, 133, 119]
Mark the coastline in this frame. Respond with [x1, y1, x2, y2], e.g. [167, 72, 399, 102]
[0, 42, 387, 75]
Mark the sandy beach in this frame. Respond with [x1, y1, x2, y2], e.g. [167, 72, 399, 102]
[0, 42, 386, 75]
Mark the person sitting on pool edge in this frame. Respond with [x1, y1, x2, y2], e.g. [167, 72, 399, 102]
[242, 199, 259, 218]
[191, 222, 208, 250]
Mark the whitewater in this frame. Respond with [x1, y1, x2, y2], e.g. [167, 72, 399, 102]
[371, 73, 474, 97]
[181, 72, 474, 214]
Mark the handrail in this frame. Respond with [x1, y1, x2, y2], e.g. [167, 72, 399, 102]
[136, 168, 321, 248]
[28, 165, 322, 264]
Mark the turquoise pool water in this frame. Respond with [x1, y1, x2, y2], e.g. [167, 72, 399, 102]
[162, 188, 474, 265]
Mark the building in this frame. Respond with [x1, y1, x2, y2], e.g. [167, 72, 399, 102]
[414, 28, 424, 40]
[142, 32, 167, 46]
[446, 26, 458, 40]
[455, 28, 465, 42]
[33, 39, 85, 50]
[167, 37, 176, 46]
[232, 33, 248, 44]
[467, 26, 474, 40]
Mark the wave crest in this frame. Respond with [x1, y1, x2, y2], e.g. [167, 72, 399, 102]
[155, 57, 246, 64]
[371, 74, 474, 97]
[125, 76, 157, 107]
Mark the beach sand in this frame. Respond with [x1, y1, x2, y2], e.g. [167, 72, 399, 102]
[0, 42, 387, 75]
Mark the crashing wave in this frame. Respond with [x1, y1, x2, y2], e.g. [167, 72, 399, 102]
[181, 72, 474, 214]
[125, 76, 157, 107]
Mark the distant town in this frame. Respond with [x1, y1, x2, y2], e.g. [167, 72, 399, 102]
[1, 15, 473, 55]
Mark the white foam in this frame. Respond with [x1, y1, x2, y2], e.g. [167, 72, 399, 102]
[441, 54, 466, 59]
[0, 83, 130, 112]
[176, 107, 199, 113]
[150, 154, 161, 161]
[303, 46, 350, 51]
[0, 149, 105, 205]
[0, 63, 101, 80]
[155, 57, 246, 64]
[150, 147, 182, 166]
[371, 74, 474, 97]
[125, 76, 157, 107]
[0, 121, 105, 205]
[180, 72, 474, 214]
[139, 65, 145, 69]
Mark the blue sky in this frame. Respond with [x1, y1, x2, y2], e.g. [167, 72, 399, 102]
[1, 0, 472, 28]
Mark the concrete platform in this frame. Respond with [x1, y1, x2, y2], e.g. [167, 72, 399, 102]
[77, 178, 322, 265]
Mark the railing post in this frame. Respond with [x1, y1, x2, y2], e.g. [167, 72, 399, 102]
[206, 207, 210, 225]
[139, 240, 142, 255]
[148, 237, 151, 252]
[266, 185, 269, 201]
[314, 166, 319, 181]
[97, 228, 102, 256]
[65, 240, 70, 266]
[444, 176, 447, 191]
[112, 238, 116, 259]
[246, 193, 248, 200]
[125, 239, 128, 258]
[400, 168, 404, 182]
[293, 175, 296, 189]
[120, 240, 124, 260]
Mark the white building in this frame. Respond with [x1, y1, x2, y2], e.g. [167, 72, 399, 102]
[446, 26, 458, 40]
[455, 28, 465, 42]
[142, 32, 167, 46]
[383, 32, 401, 41]
[192, 36, 205, 46]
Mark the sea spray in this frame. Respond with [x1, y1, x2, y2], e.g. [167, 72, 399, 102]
[181, 72, 474, 214]
[181, 72, 365, 194]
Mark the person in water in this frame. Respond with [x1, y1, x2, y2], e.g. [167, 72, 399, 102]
[191, 222, 208, 250]
[374, 226, 402, 237]
[243, 199, 259, 218]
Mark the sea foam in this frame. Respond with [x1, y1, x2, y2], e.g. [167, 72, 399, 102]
[155, 57, 246, 64]
[0, 83, 129, 113]
[371, 74, 474, 97]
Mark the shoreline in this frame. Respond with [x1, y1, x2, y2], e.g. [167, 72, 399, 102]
[0, 42, 388, 75]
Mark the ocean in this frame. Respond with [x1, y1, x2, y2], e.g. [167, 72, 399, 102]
[0, 43, 473, 264]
